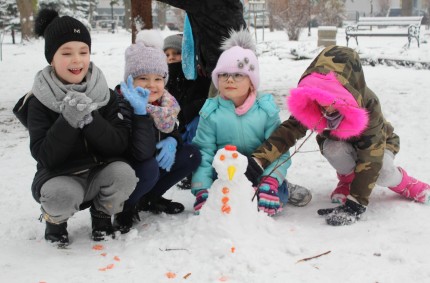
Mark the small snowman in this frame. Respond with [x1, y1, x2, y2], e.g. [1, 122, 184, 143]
[199, 145, 266, 224]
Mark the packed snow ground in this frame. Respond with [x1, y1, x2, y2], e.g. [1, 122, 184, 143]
[0, 27, 430, 283]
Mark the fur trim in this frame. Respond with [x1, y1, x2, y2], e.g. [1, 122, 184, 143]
[221, 28, 256, 52]
[287, 72, 368, 140]
[135, 29, 164, 49]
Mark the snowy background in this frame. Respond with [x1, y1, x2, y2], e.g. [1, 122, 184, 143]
[1, 26, 430, 282]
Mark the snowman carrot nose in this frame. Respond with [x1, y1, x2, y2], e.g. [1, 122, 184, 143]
[228, 165, 236, 181]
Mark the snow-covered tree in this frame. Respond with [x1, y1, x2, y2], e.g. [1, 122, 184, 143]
[272, 0, 309, 41]
[314, 0, 345, 27]
[39, 0, 97, 28]
[377, 0, 391, 16]
[0, 0, 18, 28]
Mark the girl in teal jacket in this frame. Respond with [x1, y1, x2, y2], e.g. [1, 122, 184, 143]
[192, 29, 309, 216]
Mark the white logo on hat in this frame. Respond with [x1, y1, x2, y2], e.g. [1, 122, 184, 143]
[74, 29, 80, 33]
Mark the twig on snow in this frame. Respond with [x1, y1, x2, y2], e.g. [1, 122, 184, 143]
[296, 251, 331, 263]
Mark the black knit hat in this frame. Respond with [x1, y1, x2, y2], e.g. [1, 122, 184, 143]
[34, 9, 91, 63]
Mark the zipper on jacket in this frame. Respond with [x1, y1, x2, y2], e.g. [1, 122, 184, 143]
[85, 137, 99, 164]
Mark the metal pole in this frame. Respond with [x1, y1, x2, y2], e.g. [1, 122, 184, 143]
[308, 0, 311, 36]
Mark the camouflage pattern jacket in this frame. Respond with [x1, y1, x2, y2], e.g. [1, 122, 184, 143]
[253, 46, 400, 206]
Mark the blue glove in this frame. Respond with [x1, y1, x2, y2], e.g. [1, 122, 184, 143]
[156, 137, 177, 172]
[120, 75, 150, 115]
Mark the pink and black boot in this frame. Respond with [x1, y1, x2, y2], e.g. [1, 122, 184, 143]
[331, 172, 355, 204]
[389, 168, 430, 204]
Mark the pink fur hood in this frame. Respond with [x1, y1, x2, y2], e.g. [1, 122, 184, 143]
[287, 72, 368, 140]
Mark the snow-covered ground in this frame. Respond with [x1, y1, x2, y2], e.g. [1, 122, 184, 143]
[1, 27, 430, 283]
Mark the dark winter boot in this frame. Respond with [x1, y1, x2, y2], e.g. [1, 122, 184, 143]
[138, 196, 185, 214]
[113, 208, 140, 234]
[318, 197, 366, 226]
[177, 175, 191, 190]
[45, 221, 69, 247]
[90, 206, 115, 241]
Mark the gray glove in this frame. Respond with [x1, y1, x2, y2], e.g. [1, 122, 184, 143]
[61, 91, 97, 128]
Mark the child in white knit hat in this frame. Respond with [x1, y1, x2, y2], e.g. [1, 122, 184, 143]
[113, 30, 201, 233]
[191, 29, 311, 216]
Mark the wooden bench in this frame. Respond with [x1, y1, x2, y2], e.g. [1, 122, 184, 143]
[345, 16, 423, 47]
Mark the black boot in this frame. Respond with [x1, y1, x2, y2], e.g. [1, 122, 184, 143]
[45, 221, 69, 247]
[177, 175, 191, 190]
[138, 196, 185, 214]
[90, 206, 115, 241]
[113, 208, 140, 234]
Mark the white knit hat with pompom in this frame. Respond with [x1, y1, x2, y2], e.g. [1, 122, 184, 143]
[124, 29, 168, 83]
[211, 29, 259, 90]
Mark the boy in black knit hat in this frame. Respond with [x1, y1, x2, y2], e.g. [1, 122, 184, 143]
[13, 9, 137, 246]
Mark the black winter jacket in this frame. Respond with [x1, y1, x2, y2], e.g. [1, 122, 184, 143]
[157, 0, 246, 75]
[13, 90, 131, 203]
[166, 62, 211, 133]
[114, 85, 183, 163]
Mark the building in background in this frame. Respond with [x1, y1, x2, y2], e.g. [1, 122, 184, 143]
[94, 0, 125, 29]
[94, 0, 183, 31]
[344, 0, 425, 20]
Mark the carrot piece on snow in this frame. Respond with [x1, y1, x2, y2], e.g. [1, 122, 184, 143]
[166, 272, 176, 278]
[92, 244, 104, 250]
[113, 256, 121, 262]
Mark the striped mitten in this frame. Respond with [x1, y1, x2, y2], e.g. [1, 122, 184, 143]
[257, 176, 282, 216]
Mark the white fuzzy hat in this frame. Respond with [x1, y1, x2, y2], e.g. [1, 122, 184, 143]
[211, 29, 259, 90]
[124, 30, 168, 83]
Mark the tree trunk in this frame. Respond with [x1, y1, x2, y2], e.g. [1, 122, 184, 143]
[402, 0, 413, 16]
[131, 0, 152, 43]
[16, 0, 37, 41]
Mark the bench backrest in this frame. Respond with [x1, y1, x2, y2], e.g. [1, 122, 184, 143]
[357, 16, 423, 27]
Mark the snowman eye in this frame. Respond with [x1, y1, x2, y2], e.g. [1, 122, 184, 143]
[232, 153, 238, 159]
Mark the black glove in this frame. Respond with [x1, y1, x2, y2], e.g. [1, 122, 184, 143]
[317, 198, 366, 226]
[245, 157, 264, 187]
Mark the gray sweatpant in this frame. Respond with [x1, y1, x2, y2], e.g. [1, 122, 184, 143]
[322, 139, 402, 188]
[40, 161, 138, 224]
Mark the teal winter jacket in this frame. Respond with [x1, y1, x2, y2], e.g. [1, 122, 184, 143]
[191, 93, 291, 195]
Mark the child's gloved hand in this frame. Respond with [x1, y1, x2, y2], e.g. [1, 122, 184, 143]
[245, 157, 264, 186]
[156, 137, 177, 172]
[257, 176, 282, 216]
[317, 197, 366, 226]
[120, 75, 150, 115]
[193, 189, 208, 214]
[61, 91, 97, 128]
